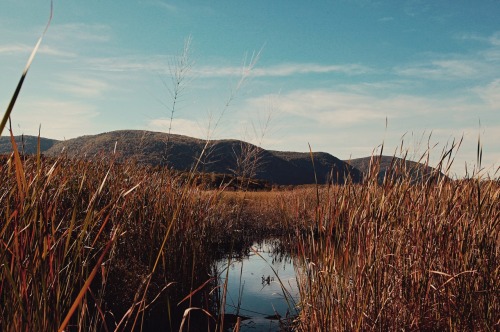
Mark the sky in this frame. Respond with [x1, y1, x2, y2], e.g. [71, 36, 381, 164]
[1, 0, 499, 177]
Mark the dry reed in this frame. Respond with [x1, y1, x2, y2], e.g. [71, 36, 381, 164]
[278, 151, 499, 331]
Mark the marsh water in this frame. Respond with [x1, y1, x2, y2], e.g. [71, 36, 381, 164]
[216, 238, 300, 331]
[129, 237, 299, 331]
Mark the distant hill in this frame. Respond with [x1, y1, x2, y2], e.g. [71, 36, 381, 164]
[2, 131, 444, 186]
[0, 135, 59, 155]
[270, 151, 362, 184]
[42, 130, 362, 185]
[345, 155, 445, 183]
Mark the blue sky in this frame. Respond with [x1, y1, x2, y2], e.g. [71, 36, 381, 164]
[1, 0, 499, 177]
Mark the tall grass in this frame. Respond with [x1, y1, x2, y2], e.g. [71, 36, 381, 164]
[279, 149, 499, 331]
[0, 152, 256, 330]
[1, 153, 124, 330]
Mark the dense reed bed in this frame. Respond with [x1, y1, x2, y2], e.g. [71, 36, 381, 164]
[1, 143, 498, 331]
[0, 150, 265, 331]
[278, 159, 499, 331]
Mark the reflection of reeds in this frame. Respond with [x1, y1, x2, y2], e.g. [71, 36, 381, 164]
[213, 238, 299, 331]
[251, 246, 299, 316]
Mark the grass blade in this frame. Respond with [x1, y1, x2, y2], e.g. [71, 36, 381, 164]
[0, 1, 53, 136]
[58, 232, 117, 332]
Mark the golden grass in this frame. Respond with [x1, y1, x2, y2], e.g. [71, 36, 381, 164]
[1, 148, 498, 331]
[0, 154, 235, 330]
[280, 169, 500, 330]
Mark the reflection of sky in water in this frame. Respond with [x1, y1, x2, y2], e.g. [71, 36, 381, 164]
[217, 240, 300, 331]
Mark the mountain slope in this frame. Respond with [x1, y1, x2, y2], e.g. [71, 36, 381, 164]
[2, 131, 445, 185]
[270, 151, 362, 184]
[44, 130, 362, 185]
[346, 155, 445, 183]
[0, 135, 59, 154]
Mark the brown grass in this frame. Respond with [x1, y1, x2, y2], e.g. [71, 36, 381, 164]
[1, 143, 498, 331]
[0, 152, 243, 330]
[276, 162, 500, 330]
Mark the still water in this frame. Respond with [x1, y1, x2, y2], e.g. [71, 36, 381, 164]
[216, 239, 300, 331]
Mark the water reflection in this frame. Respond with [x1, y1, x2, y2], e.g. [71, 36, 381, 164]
[117, 238, 300, 331]
[216, 239, 299, 331]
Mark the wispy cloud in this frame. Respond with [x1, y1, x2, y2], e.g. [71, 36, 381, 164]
[474, 79, 500, 109]
[47, 23, 113, 43]
[10, 99, 100, 140]
[0, 23, 112, 63]
[51, 74, 112, 98]
[0, 43, 76, 57]
[83, 55, 170, 72]
[245, 88, 463, 127]
[83, 55, 372, 79]
[489, 32, 500, 46]
[395, 59, 486, 80]
[0, 44, 33, 54]
[242, 84, 499, 175]
[196, 63, 372, 78]
[459, 31, 500, 46]
[398, 31, 500, 81]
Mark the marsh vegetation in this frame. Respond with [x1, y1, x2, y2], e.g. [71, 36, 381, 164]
[0, 149, 498, 331]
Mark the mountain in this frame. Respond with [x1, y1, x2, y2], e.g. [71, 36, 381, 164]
[2, 131, 444, 186]
[270, 151, 362, 184]
[345, 155, 445, 183]
[0, 135, 59, 155]
[41, 130, 362, 185]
